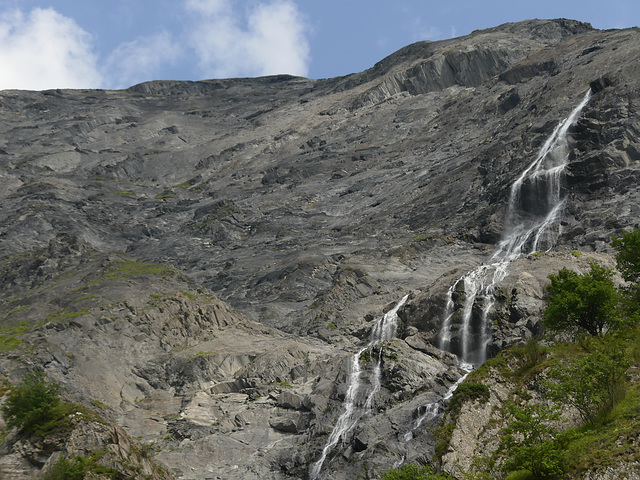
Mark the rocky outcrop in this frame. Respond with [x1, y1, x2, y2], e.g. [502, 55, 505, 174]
[0, 411, 173, 480]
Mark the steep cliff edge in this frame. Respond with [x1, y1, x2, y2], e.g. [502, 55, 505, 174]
[1, 18, 640, 479]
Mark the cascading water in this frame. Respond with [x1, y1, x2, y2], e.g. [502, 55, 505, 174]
[402, 365, 471, 442]
[437, 90, 591, 365]
[310, 295, 409, 479]
[311, 91, 591, 477]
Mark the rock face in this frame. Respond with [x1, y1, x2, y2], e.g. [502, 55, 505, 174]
[1, 18, 640, 479]
[0, 410, 173, 480]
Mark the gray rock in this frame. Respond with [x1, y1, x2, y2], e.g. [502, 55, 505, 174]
[1, 17, 640, 480]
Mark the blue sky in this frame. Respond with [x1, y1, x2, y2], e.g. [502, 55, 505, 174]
[0, 0, 637, 90]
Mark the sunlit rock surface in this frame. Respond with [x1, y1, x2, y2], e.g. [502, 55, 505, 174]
[1, 18, 640, 479]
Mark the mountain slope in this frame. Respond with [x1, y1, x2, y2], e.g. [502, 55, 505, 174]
[1, 18, 640, 479]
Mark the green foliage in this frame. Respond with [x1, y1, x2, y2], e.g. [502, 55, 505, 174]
[411, 233, 436, 243]
[561, 380, 640, 474]
[44, 455, 86, 480]
[505, 470, 536, 480]
[499, 402, 568, 480]
[154, 190, 175, 199]
[612, 228, 640, 283]
[611, 228, 640, 323]
[447, 382, 490, 418]
[545, 343, 629, 425]
[104, 260, 173, 280]
[435, 382, 490, 461]
[0, 320, 31, 352]
[434, 421, 456, 460]
[7, 305, 28, 315]
[512, 338, 546, 372]
[44, 451, 116, 480]
[381, 463, 452, 480]
[543, 262, 620, 336]
[359, 348, 372, 362]
[1, 370, 60, 432]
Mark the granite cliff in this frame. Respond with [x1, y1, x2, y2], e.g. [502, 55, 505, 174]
[1, 18, 640, 479]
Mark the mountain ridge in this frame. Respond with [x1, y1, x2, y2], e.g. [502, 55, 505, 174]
[1, 18, 640, 479]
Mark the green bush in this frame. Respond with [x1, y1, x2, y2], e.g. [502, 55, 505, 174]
[44, 455, 86, 480]
[612, 228, 640, 284]
[545, 345, 629, 426]
[612, 228, 640, 322]
[513, 338, 546, 371]
[1, 370, 61, 432]
[499, 402, 567, 480]
[447, 382, 490, 418]
[382, 463, 451, 480]
[543, 262, 620, 337]
[44, 452, 116, 480]
[505, 470, 536, 480]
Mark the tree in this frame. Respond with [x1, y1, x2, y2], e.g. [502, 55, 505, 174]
[1, 370, 61, 432]
[545, 345, 629, 425]
[543, 262, 620, 337]
[612, 228, 640, 284]
[499, 402, 566, 480]
[612, 228, 640, 318]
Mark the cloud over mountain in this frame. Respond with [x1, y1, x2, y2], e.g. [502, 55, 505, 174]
[185, 0, 310, 78]
[0, 7, 102, 90]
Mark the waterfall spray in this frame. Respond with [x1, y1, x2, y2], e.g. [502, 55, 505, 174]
[310, 295, 408, 479]
[437, 90, 591, 364]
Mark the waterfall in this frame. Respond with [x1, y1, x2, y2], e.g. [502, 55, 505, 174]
[402, 366, 471, 442]
[437, 90, 591, 365]
[437, 280, 458, 352]
[310, 295, 409, 479]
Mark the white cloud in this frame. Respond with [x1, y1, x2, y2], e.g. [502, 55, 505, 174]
[104, 32, 182, 89]
[412, 23, 445, 42]
[0, 8, 102, 90]
[185, 0, 310, 79]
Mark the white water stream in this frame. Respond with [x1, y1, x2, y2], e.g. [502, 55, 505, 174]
[310, 295, 409, 479]
[311, 91, 591, 477]
[402, 364, 472, 442]
[437, 90, 591, 364]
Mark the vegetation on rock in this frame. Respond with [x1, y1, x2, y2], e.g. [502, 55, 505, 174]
[382, 463, 453, 480]
[1, 370, 61, 432]
[543, 262, 620, 336]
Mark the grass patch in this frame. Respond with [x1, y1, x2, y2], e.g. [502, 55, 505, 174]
[46, 310, 91, 323]
[410, 233, 436, 243]
[561, 377, 640, 475]
[154, 190, 175, 199]
[73, 295, 97, 303]
[0, 320, 32, 352]
[187, 351, 213, 362]
[7, 305, 28, 315]
[102, 260, 173, 281]
[44, 450, 116, 480]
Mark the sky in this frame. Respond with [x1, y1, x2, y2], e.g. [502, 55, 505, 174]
[0, 0, 637, 91]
